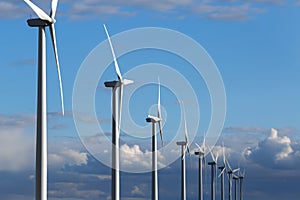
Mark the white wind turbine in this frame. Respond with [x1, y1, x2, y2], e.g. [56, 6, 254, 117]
[24, 0, 64, 199]
[146, 80, 163, 200]
[233, 174, 239, 200]
[208, 146, 218, 200]
[195, 135, 206, 200]
[176, 106, 190, 200]
[218, 143, 227, 200]
[239, 169, 245, 200]
[103, 24, 133, 200]
[226, 159, 240, 200]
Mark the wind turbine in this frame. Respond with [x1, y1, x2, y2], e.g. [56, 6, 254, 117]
[176, 106, 190, 200]
[24, 0, 64, 199]
[146, 80, 163, 200]
[208, 146, 218, 200]
[233, 175, 239, 200]
[226, 159, 240, 200]
[103, 24, 133, 200]
[194, 136, 206, 200]
[218, 144, 227, 200]
[239, 170, 245, 200]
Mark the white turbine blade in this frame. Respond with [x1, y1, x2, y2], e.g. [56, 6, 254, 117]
[50, 0, 58, 19]
[24, 0, 52, 21]
[218, 167, 226, 178]
[158, 121, 163, 146]
[215, 153, 219, 164]
[195, 143, 201, 150]
[183, 106, 190, 154]
[123, 79, 133, 85]
[182, 149, 186, 160]
[232, 168, 240, 173]
[222, 142, 226, 165]
[226, 159, 233, 172]
[118, 84, 123, 133]
[208, 146, 216, 163]
[201, 136, 206, 149]
[49, 24, 64, 115]
[103, 24, 122, 81]
[201, 133, 206, 154]
[157, 79, 163, 146]
[233, 174, 239, 179]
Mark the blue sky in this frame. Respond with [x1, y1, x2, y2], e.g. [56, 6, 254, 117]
[0, 0, 300, 199]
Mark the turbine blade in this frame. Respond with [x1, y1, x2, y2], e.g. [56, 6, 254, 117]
[118, 83, 123, 134]
[215, 153, 219, 163]
[183, 105, 190, 154]
[232, 168, 240, 173]
[158, 121, 163, 146]
[202, 133, 206, 148]
[123, 79, 133, 85]
[208, 146, 216, 163]
[157, 82, 161, 120]
[226, 159, 232, 172]
[218, 167, 226, 178]
[201, 133, 206, 155]
[49, 24, 64, 115]
[223, 142, 226, 165]
[195, 143, 201, 150]
[157, 79, 163, 146]
[24, 0, 52, 21]
[103, 24, 122, 81]
[50, 0, 58, 19]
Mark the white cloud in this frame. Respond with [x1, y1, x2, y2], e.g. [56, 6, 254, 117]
[0, 114, 36, 171]
[244, 128, 300, 169]
[49, 148, 88, 169]
[120, 144, 167, 171]
[131, 185, 144, 195]
[0, 114, 88, 171]
[49, 182, 105, 199]
[0, 127, 34, 171]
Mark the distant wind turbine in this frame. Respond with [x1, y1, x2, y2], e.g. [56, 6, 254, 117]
[218, 143, 227, 200]
[226, 159, 240, 200]
[208, 146, 218, 200]
[194, 135, 206, 200]
[24, 0, 64, 199]
[146, 79, 163, 200]
[239, 169, 245, 200]
[176, 106, 190, 200]
[233, 175, 239, 200]
[103, 24, 133, 200]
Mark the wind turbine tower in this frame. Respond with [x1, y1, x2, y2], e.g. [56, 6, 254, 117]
[103, 25, 133, 200]
[146, 80, 163, 200]
[176, 106, 190, 200]
[226, 161, 239, 200]
[239, 170, 245, 200]
[24, 0, 64, 199]
[218, 144, 227, 200]
[194, 137, 206, 200]
[233, 175, 239, 200]
[208, 147, 218, 200]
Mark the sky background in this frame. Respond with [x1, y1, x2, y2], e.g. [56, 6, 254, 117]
[0, 0, 300, 199]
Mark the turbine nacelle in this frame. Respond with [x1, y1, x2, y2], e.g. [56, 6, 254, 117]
[27, 18, 51, 27]
[176, 141, 187, 146]
[146, 115, 161, 123]
[104, 79, 134, 88]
